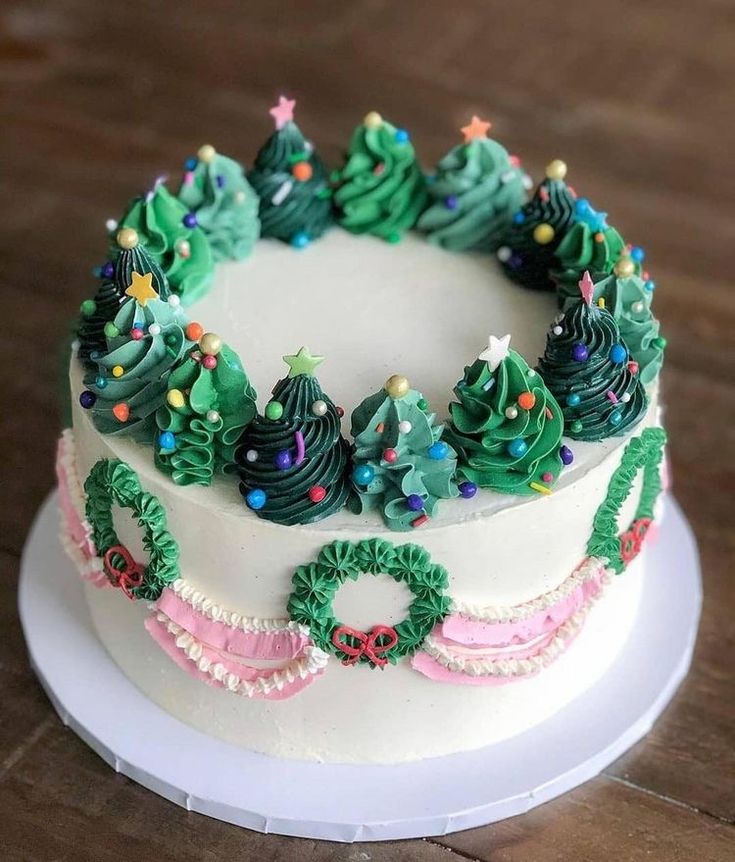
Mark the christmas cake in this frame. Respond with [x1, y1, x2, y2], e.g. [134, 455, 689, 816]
[59, 99, 668, 763]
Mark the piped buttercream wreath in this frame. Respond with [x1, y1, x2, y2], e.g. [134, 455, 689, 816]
[84, 458, 180, 600]
[586, 426, 666, 573]
[287, 539, 451, 668]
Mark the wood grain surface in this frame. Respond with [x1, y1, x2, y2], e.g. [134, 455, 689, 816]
[1, 1, 734, 859]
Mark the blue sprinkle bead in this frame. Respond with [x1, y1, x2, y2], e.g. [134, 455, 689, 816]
[215, 174, 225, 188]
[644, 279, 656, 292]
[184, 157, 197, 171]
[459, 481, 477, 499]
[158, 431, 176, 450]
[559, 445, 574, 466]
[445, 195, 458, 210]
[507, 438, 528, 458]
[512, 211, 526, 225]
[246, 489, 267, 511]
[101, 261, 115, 279]
[609, 410, 623, 426]
[291, 231, 310, 249]
[609, 343, 627, 364]
[394, 128, 410, 144]
[427, 441, 449, 460]
[352, 464, 375, 486]
[79, 391, 96, 409]
[94, 375, 107, 389]
[406, 494, 424, 511]
[182, 212, 198, 228]
[274, 450, 293, 471]
[630, 246, 645, 263]
[566, 393, 581, 407]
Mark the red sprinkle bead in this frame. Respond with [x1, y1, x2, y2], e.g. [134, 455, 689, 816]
[542, 472, 553, 483]
[309, 485, 327, 503]
[382, 448, 398, 464]
[202, 355, 217, 370]
[130, 327, 144, 340]
[336, 406, 345, 418]
[628, 360, 640, 375]
[517, 391, 536, 410]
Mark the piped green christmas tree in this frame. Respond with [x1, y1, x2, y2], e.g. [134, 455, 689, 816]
[498, 159, 577, 291]
[77, 227, 169, 370]
[445, 335, 564, 495]
[247, 96, 332, 248]
[237, 348, 350, 525]
[537, 271, 647, 441]
[177, 144, 260, 262]
[418, 116, 529, 252]
[117, 179, 214, 305]
[575, 271, 665, 385]
[80, 272, 193, 440]
[333, 111, 428, 243]
[552, 199, 637, 306]
[348, 375, 459, 531]
[155, 332, 257, 486]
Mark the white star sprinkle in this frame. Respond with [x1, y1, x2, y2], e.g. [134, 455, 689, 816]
[479, 334, 511, 371]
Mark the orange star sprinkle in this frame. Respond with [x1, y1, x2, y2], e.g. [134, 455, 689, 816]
[461, 116, 492, 143]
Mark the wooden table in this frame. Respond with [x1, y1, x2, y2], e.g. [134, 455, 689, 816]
[1, 2, 733, 859]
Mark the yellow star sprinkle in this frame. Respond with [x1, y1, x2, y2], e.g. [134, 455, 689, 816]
[125, 271, 158, 306]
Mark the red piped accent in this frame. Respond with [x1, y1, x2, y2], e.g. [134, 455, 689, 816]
[103, 544, 144, 599]
[619, 517, 652, 565]
[331, 624, 398, 667]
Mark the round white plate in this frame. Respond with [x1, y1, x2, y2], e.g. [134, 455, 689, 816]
[19, 492, 701, 842]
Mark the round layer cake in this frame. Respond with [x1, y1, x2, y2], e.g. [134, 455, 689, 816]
[61, 228, 664, 763]
[59, 109, 667, 765]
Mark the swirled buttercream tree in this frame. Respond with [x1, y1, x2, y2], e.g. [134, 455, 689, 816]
[418, 116, 529, 251]
[333, 111, 428, 243]
[537, 272, 647, 441]
[445, 335, 564, 495]
[247, 96, 332, 248]
[155, 333, 257, 486]
[177, 144, 260, 261]
[498, 159, 577, 291]
[117, 178, 214, 305]
[80, 270, 193, 440]
[348, 375, 459, 531]
[237, 347, 350, 524]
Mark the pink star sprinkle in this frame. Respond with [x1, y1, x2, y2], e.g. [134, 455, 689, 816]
[579, 270, 595, 306]
[269, 96, 296, 130]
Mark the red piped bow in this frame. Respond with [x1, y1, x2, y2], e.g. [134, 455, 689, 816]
[619, 517, 652, 565]
[331, 624, 398, 668]
[103, 544, 144, 599]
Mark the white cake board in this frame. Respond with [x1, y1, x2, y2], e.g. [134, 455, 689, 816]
[19, 492, 701, 842]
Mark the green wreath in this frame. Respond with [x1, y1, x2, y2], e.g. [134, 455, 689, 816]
[586, 427, 667, 574]
[287, 539, 451, 668]
[84, 458, 180, 600]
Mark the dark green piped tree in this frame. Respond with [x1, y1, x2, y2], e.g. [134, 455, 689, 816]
[498, 159, 576, 291]
[247, 96, 332, 248]
[237, 347, 350, 525]
[77, 229, 169, 369]
[537, 272, 647, 441]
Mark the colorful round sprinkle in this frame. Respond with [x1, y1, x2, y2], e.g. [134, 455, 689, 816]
[308, 485, 327, 503]
[352, 464, 375, 486]
[79, 391, 96, 409]
[274, 450, 293, 471]
[567, 393, 581, 407]
[158, 431, 175, 450]
[383, 448, 398, 464]
[246, 489, 267, 511]
[572, 343, 589, 362]
[265, 401, 284, 421]
[427, 441, 449, 460]
[560, 445, 574, 466]
[518, 391, 536, 410]
[406, 494, 424, 511]
[507, 438, 528, 458]
[459, 481, 477, 499]
[609, 343, 627, 364]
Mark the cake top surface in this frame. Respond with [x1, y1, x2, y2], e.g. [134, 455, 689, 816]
[193, 229, 557, 411]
